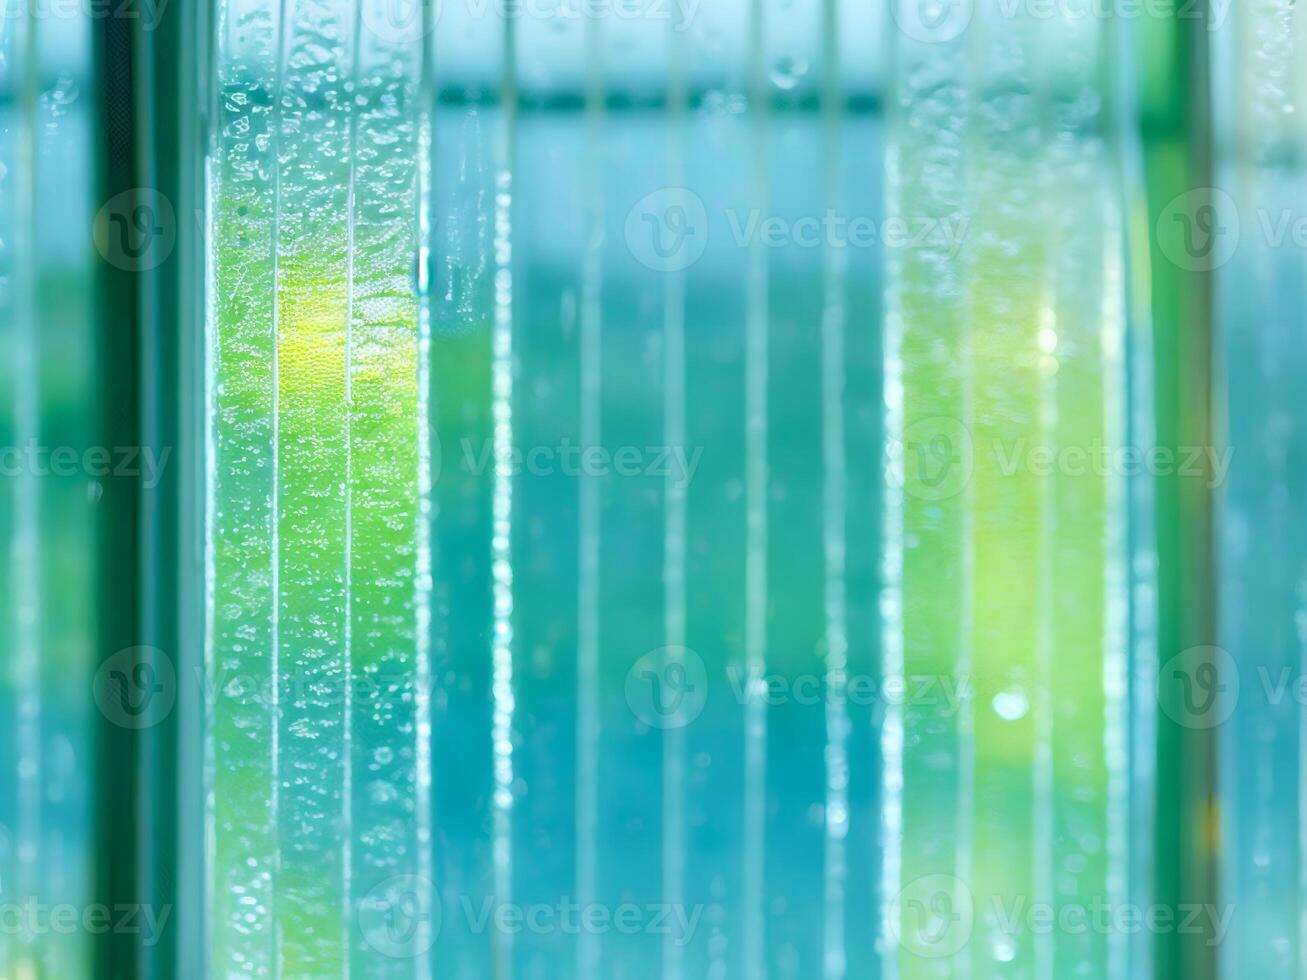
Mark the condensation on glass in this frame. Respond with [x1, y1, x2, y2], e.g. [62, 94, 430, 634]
[206, 0, 1154, 977]
[207, 0, 429, 975]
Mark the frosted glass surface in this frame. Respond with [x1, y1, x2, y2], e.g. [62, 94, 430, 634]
[209, 0, 427, 973]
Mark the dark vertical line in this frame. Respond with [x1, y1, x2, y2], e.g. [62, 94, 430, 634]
[141, 1, 184, 972]
[1181, 4, 1219, 978]
[93, 9, 143, 980]
[1142, 2, 1218, 977]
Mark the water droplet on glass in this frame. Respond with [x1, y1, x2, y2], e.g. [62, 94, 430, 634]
[769, 56, 809, 91]
[992, 687, 1029, 721]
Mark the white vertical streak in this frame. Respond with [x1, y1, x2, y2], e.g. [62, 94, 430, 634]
[878, 18, 904, 967]
[1101, 190, 1129, 980]
[202, 99, 220, 980]
[661, 17, 688, 980]
[1107, 13, 1154, 977]
[576, 9, 604, 977]
[819, 0, 848, 975]
[490, 163, 516, 969]
[1034, 32, 1057, 969]
[342, 4, 364, 971]
[743, 1, 769, 977]
[955, 13, 976, 979]
[883, 9, 904, 980]
[1295, 9, 1307, 966]
[414, 1, 437, 974]
[490, 14, 518, 969]
[270, 0, 289, 968]
[1033, 296, 1055, 980]
[877, 301, 905, 980]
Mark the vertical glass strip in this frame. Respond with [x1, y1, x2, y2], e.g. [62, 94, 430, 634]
[1215, 0, 1306, 974]
[677, 15, 750, 980]
[426, 15, 501, 979]
[964, 2, 1043, 974]
[1110, 14, 1159, 977]
[1041, 14, 1124, 980]
[889, 4, 1132, 976]
[489, 13, 516, 974]
[576, 14, 604, 978]
[271, 1, 354, 970]
[348, 2, 425, 975]
[507, 84, 577, 980]
[834, 1, 887, 974]
[210, 0, 280, 972]
[0, 9, 43, 979]
[744, 2, 769, 975]
[33, 15, 97, 980]
[883, 3, 970, 975]
[487, 17, 518, 973]
[210, 1, 427, 972]
[661, 17, 688, 980]
[586, 16, 665, 975]
[1, 3, 96, 976]
[760, 0, 828, 973]
[820, 1, 851, 971]
[0, 5, 17, 968]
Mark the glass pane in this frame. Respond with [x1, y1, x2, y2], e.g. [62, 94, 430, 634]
[885, 3, 1139, 976]
[1214, 0, 1307, 973]
[0, 3, 97, 976]
[206, 1, 1150, 976]
[208, 0, 429, 973]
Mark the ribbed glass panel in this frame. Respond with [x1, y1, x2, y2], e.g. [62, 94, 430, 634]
[205, 2, 1152, 977]
[208, 0, 427, 974]
[884, 4, 1137, 977]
